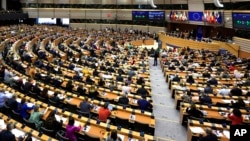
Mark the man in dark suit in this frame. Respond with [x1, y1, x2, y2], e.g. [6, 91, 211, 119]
[118, 95, 129, 105]
[153, 50, 159, 66]
[137, 85, 149, 97]
[199, 128, 218, 141]
[0, 123, 15, 141]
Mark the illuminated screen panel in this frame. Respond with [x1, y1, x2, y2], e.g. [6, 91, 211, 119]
[132, 11, 149, 21]
[148, 11, 165, 21]
[232, 13, 250, 30]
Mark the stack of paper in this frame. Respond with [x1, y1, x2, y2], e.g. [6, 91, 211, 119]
[130, 114, 136, 120]
[47, 90, 54, 96]
[117, 134, 125, 141]
[0, 119, 6, 130]
[82, 126, 91, 132]
[189, 127, 205, 134]
[55, 115, 67, 123]
[11, 129, 25, 138]
[223, 130, 230, 139]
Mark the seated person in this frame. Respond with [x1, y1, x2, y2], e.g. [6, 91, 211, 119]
[116, 73, 123, 82]
[118, 95, 129, 105]
[107, 130, 122, 141]
[65, 117, 82, 141]
[43, 110, 63, 133]
[217, 85, 230, 95]
[186, 103, 204, 118]
[66, 80, 74, 92]
[202, 70, 211, 78]
[6, 95, 18, 111]
[172, 75, 181, 82]
[79, 97, 93, 115]
[98, 102, 111, 122]
[136, 77, 145, 85]
[0, 123, 15, 140]
[231, 97, 246, 109]
[137, 96, 152, 111]
[227, 108, 243, 125]
[199, 93, 212, 104]
[98, 78, 105, 87]
[17, 98, 34, 119]
[85, 76, 94, 85]
[204, 84, 213, 94]
[230, 85, 243, 96]
[122, 82, 131, 94]
[207, 77, 218, 85]
[29, 105, 48, 130]
[136, 85, 149, 97]
[89, 86, 99, 99]
[199, 128, 218, 141]
[186, 75, 195, 84]
[77, 84, 86, 96]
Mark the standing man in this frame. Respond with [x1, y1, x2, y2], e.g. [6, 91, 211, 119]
[153, 50, 159, 66]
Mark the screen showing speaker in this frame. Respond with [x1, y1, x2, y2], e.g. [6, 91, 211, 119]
[148, 11, 165, 21]
[232, 13, 250, 30]
[132, 11, 149, 21]
[37, 18, 57, 24]
[203, 11, 223, 24]
[170, 11, 188, 22]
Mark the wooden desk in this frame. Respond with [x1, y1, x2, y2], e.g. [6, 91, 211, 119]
[0, 113, 57, 141]
[158, 33, 239, 57]
[180, 103, 250, 125]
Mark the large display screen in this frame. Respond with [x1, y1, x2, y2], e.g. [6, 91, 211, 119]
[148, 11, 165, 21]
[170, 11, 188, 22]
[232, 13, 250, 30]
[132, 11, 149, 21]
[203, 11, 223, 24]
[61, 18, 70, 25]
[37, 18, 57, 24]
[188, 12, 203, 22]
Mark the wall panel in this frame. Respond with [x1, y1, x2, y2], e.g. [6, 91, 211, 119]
[233, 37, 250, 53]
[37, 8, 54, 18]
[224, 10, 233, 29]
[69, 9, 86, 19]
[85, 9, 101, 19]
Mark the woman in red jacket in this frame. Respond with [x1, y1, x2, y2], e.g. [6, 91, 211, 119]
[227, 108, 243, 125]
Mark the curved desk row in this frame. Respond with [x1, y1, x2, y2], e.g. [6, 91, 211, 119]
[159, 34, 239, 57]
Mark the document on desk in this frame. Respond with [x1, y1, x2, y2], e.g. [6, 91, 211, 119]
[55, 115, 67, 123]
[16, 98, 21, 103]
[192, 96, 199, 101]
[213, 130, 223, 137]
[11, 128, 25, 138]
[189, 127, 205, 134]
[0, 119, 6, 130]
[47, 90, 54, 96]
[117, 134, 125, 141]
[130, 114, 136, 120]
[222, 99, 235, 103]
[82, 125, 91, 132]
[223, 130, 230, 139]
[27, 103, 34, 108]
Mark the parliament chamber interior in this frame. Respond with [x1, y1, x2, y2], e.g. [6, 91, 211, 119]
[0, 0, 250, 141]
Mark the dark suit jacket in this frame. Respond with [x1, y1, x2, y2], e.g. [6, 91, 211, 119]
[199, 133, 218, 141]
[118, 96, 129, 105]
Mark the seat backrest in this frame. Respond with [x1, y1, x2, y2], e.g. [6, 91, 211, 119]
[56, 130, 69, 141]
[23, 118, 36, 129]
[84, 133, 100, 141]
[41, 126, 55, 137]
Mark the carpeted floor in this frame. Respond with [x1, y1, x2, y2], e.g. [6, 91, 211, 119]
[146, 42, 186, 141]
